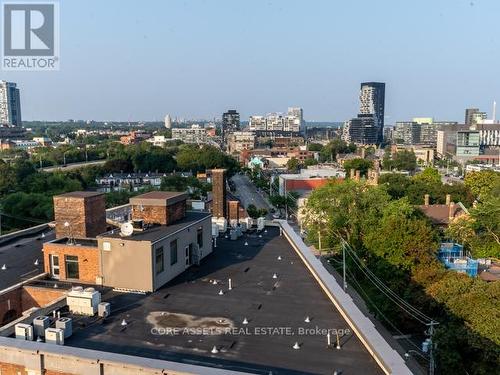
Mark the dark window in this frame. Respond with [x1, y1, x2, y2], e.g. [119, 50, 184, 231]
[170, 240, 178, 265]
[197, 227, 203, 249]
[65, 255, 79, 279]
[155, 247, 164, 275]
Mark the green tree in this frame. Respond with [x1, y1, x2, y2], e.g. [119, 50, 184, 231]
[413, 167, 442, 185]
[307, 143, 323, 152]
[383, 150, 417, 171]
[286, 157, 301, 172]
[343, 158, 373, 178]
[378, 173, 411, 200]
[464, 170, 500, 199]
[303, 158, 319, 167]
[363, 198, 439, 270]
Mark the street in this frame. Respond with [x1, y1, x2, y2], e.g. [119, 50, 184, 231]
[42, 159, 106, 172]
[231, 173, 273, 214]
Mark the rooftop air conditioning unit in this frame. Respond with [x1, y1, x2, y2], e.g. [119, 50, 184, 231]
[33, 316, 50, 338]
[15, 323, 33, 341]
[98, 302, 111, 318]
[55, 317, 72, 338]
[132, 219, 144, 231]
[67, 288, 101, 316]
[45, 328, 64, 345]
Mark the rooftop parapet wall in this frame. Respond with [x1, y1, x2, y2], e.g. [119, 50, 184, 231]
[0, 337, 253, 375]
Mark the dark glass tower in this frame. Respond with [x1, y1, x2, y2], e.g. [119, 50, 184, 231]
[359, 82, 385, 144]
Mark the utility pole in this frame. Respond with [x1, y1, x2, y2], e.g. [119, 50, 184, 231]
[426, 321, 439, 375]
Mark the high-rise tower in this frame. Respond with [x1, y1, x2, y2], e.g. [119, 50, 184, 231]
[359, 82, 385, 144]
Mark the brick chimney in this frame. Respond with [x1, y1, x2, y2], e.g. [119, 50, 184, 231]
[228, 200, 240, 222]
[424, 194, 430, 206]
[448, 202, 455, 220]
[355, 170, 361, 182]
[53, 192, 106, 239]
[212, 169, 227, 218]
[446, 194, 451, 206]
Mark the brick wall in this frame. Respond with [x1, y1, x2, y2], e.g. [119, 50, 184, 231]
[132, 200, 186, 226]
[132, 204, 167, 225]
[0, 363, 76, 375]
[167, 200, 186, 224]
[54, 194, 106, 239]
[43, 243, 99, 284]
[21, 286, 66, 310]
[0, 288, 22, 325]
[0, 363, 28, 375]
[0, 286, 66, 325]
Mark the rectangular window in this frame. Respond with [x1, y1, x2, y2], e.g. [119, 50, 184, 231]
[197, 227, 203, 249]
[155, 247, 164, 275]
[170, 240, 178, 265]
[65, 255, 79, 279]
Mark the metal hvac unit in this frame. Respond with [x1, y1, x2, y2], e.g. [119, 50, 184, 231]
[67, 287, 101, 316]
[98, 302, 111, 317]
[33, 316, 50, 338]
[15, 323, 34, 341]
[45, 328, 64, 345]
[55, 317, 72, 338]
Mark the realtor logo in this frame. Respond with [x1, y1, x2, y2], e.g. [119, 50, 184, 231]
[2, 1, 60, 70]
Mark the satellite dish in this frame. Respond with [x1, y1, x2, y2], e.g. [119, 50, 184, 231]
[120, 222, 134, 237]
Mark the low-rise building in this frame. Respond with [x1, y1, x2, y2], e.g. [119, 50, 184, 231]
[278, 167, 345, 196]
[43, 191, 212, 292]
[227, 131, 256, 155]
[171, 124, 208, 143]
[119, 131, 151, 145]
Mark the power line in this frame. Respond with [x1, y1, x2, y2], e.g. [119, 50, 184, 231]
[345, 267, 427, 356]
[343, 246, 432, 324]
[0, 212, 47, 224]
[343, 245, 434, 323]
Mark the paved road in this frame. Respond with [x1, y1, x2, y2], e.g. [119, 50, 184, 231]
[231, 174, 273, 213]
[42, 159, 106, 172]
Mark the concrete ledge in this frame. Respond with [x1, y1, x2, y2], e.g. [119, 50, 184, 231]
[0, 223, 50, 247]
[0, 337, 252, 375]
[276, 220, 413, 375]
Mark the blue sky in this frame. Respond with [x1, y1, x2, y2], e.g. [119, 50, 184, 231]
[3, 0, 500, 122]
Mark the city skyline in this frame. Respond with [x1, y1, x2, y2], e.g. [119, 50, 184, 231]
[2, 0, 500, 122]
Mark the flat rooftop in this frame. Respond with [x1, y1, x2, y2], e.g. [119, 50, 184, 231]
[55, 191, 103, 198]
[59, 227, 383, 374]
[101, 211, 211, 242]
[50, 238, 98, 247]
[129, 191, 188, 206]
[0, 229, 53, 290]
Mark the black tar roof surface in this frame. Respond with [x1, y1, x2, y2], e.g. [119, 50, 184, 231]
[61, 227, 383, 375]
[0, 230, 51, 290]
